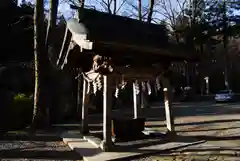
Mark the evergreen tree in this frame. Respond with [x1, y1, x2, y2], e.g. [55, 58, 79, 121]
[204, 0, 239, 89]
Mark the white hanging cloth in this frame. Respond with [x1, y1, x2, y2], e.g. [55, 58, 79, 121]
[147, 80, 151, 95]
[87, 81, 92, 94]
[115, 87, 119, 98]
[141, 81, 146, 92]
[156, 76, 161, 90]
[134, 80, 140, 95]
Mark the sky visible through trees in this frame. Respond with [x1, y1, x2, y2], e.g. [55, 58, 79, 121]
[17, 0, 187, 20]
[18, 0, 239, 30]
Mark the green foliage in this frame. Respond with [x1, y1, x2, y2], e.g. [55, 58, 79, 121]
[178, 0, 239, 55]
[14, 93, 31, 102]
[0, 93, 33, 131]
[204, 0, 239, 36]
[12, 93, 33, 114]
[10, 93, 33, 129]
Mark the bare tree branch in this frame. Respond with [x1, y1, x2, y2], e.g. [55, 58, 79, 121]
[116, 0, 127, 14]
[154, 0, 188, 28]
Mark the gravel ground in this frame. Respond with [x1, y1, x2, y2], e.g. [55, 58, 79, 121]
[128, 120, 240, 161]
[0, 133, 82, 161]
[126, 114, 240, 161]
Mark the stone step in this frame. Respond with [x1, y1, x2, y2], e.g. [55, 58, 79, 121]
[61, 131, 205, 161]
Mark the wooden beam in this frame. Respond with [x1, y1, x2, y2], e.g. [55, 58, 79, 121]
[85, 67, 160, 82]
[61, 40, 76, 69]
[115, 66, 161, 80]
[57, 28, 72, 67]
[96, 41, 194, 60]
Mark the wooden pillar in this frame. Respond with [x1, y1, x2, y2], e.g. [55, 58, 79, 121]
[141, 91, 145, 109]
[161, 76, 175, 135]
[185, 62, 190, 86]
[100, 75, 113, 151]
[204, 77, 209, 95]
[77, 74, 81, 117]
[141, 81, 145, 109]
[133, 80, 141, 119]
[81, 79, 89, 134]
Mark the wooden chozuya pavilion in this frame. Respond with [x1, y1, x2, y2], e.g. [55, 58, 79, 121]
[57, 8, 198, 151]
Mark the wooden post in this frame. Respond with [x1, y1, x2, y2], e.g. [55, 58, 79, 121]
[100, 75, 113, 151]
[141, 81, 146, 109]
[133, 80, 141, 119]
[161, 76, 175, 135]
[204, 77, 209, 95]
[81, 79, 89, 134]
[77, 74, 81, 118]
[141, 91, 145, 109]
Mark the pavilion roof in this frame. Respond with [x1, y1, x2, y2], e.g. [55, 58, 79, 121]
[57, 8, 199, 70]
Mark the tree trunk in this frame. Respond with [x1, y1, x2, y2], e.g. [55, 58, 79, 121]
[223, 1, 229, 89]
[32, 0, 48, 128]
[147, 0, 154, 23]
[45, 0, 59, 47]
[138, 0, 142, 21]
[45, 0, 59, 124]
[113, 0, 117, 15]
[80, 0, 85, 8]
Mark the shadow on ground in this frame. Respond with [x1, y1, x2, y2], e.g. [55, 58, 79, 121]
[116, 134, 240, 161]
[0, 149, 81, 160]
[56, 102, 240, 132]
[178, 126, 240, 133]
[190, 135, 240, 142]
[0, 133, 61, 141]
[145, 102, 240, 119]
[145, 119, 240, 128]
[0, 132, 82, 160]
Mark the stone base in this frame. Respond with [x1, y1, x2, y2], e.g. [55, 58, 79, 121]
[61, 131, 206, 161]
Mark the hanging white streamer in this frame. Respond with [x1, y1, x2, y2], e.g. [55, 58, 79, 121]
[115, 87, 119, 98]
[134, 80, 140, 95]
[141, 81, 146, 92]
[147, 80, 151, 95]
[96, 75, 102, 91]
[93, 81, 97, 94]
[92, 74, 103, 94]
[87, 82, 91, 94]
[156, 76, 161, 90]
